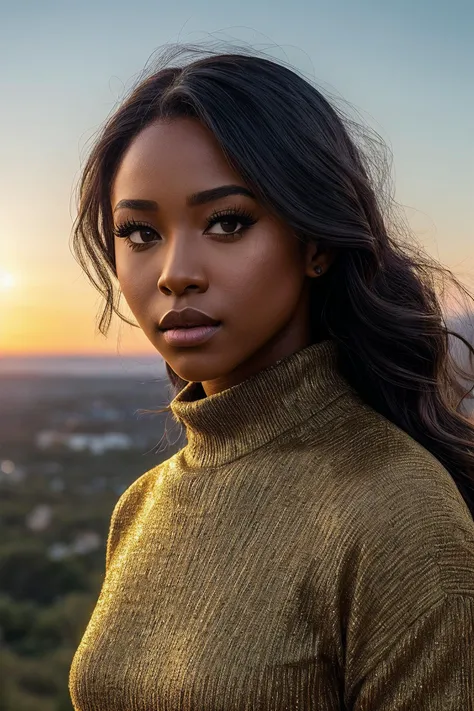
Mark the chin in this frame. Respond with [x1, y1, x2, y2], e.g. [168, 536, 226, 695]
[167, 351, 236, 384]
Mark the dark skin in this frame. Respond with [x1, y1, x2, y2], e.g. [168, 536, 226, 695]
[112, 118, 332, 396]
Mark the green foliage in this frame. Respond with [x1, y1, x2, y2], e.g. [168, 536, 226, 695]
[0, 647, 70, 711]
[0, 372, 179, 710]
[0, 543, 89, 606]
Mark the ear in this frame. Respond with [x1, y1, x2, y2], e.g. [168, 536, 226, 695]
[304, 243, 334, 278]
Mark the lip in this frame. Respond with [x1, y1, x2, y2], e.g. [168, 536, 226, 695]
[159, 307, 220, 331]
[161, 324, 221, 347]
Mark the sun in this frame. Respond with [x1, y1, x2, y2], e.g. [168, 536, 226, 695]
[0, 272, 15, 289]
[0, 271, 16, 290]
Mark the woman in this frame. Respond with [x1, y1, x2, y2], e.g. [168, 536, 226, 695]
[69, 48, 474, 710]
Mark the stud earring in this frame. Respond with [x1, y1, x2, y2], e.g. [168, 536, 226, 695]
[313, 265, 323, 276]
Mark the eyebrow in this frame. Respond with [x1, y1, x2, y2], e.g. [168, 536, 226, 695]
[113, 199, 158, 213]
[113, 185, 256, 213]
[187, 184, 255, 206]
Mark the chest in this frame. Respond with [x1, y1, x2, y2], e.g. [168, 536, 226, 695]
[70, 469, 344, 710]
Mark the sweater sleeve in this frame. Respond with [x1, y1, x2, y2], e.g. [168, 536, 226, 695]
[351, 593, 474, 710]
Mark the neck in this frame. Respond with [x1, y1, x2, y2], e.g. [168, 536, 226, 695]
[201, 314, 313, 396]
[171, 339, 351, 468]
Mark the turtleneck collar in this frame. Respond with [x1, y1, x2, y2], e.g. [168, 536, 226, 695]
[170, 339, 350, 468]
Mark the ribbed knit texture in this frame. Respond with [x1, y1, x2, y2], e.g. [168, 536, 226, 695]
[69, 340, 474, 710]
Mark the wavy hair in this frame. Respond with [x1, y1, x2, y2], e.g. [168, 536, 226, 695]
[72, 46, 474, 514]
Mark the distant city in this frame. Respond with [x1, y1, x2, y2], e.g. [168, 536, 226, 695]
[0, 364, 182, 709]
[0, 354, 167, 377]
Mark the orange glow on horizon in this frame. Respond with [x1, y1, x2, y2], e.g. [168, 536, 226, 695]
[1, 259, 472, 356]
[0, 317, 158, 357]
[0, 283, 157, 356]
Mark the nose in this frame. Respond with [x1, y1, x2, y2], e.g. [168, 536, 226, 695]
[157, 239, 208, 297]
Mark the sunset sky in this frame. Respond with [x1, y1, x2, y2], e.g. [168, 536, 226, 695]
[1, 0, 472, 355]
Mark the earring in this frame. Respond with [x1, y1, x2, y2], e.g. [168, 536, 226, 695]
[313, 265, 323, 276]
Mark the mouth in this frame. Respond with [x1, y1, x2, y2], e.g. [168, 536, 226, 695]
[160, 323, 221, 347]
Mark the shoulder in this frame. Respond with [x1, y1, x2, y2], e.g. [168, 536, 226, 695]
[297, 392, 474, 584]
[316, 397, 474, 672]
[330, 396, 474, 573]
[309, 396, 474, 689]
[317, 392, 473, 536]
[105, 454, 177, 570]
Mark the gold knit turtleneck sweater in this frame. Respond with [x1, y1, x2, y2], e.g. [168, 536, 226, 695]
[69, 340, 474, 710]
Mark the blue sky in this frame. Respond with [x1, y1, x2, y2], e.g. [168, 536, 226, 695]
[0, 0, 472, 352]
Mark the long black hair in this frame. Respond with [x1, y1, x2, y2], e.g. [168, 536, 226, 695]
[72, 46, 474, 514]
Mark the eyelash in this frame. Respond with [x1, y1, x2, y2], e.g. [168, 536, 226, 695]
[113, 219, 158, 252]
[113, 207, 257, 252]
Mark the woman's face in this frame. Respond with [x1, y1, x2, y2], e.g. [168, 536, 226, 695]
[112, 118, 325, 393]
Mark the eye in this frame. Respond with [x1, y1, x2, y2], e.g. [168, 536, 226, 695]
[127, 227, 159, 244]
[205, 209, 257, 237]
[113, 219, 160, 249]
[206, 217, 244, 235]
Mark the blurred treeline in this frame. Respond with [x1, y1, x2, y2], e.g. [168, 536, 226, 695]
[0, 372, 180, 710]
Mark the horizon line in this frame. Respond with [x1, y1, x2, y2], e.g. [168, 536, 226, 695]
[0, 352, 160, 359]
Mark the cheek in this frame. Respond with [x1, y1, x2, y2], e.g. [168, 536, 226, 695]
[115, 244, 154, 314]
[225, 233, 305, 324]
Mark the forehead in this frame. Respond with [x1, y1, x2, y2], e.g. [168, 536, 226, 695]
[111, 118, 243, 205]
